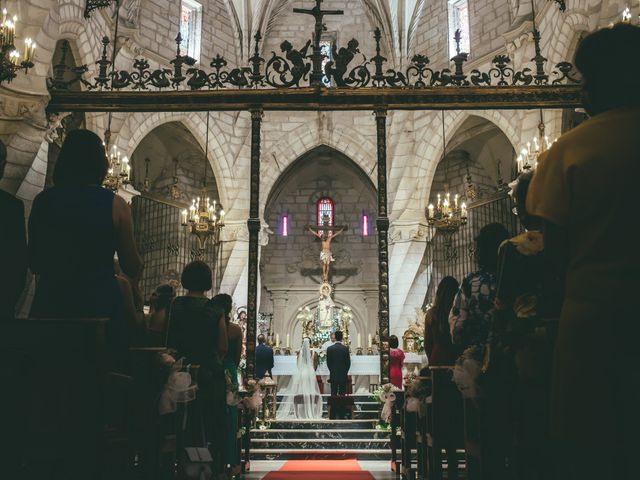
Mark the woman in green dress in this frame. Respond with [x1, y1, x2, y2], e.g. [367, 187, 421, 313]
[166, 261, 228, 475]
[210, 293, 243, 477]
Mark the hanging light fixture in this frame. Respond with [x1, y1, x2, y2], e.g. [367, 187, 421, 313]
[181, 112, 225, 249]
[426, 112, 468, 232]
[103, 144, 131, 192]
[516, 109, 556, 173]
[0, 7, 35, 84]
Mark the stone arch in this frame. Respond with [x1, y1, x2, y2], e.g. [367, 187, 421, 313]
[116, 112, 234, 209]
[262, 121, 376, 216]
[414, 110, 520, 210]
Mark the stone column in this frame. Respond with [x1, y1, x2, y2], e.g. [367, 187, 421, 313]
[270, 291, 288, 340]
[246, 108, 263, 379]
[375, 108, 390, 385]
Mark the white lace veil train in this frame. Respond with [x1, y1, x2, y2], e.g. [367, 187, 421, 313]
[276, 338, 323, 419]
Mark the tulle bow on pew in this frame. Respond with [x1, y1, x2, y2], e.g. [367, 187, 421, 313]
[158, 358, 198, 415]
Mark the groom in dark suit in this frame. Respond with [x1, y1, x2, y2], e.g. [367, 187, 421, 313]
[255, 334, 274, 379]
[327, 330, 350, 419]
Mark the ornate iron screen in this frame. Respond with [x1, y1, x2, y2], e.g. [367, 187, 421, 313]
[424, 192, 520, 303]
[131, 195, 220, 301]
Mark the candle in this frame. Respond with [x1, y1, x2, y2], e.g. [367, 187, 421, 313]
[428, 204, 434, 218]
[181, 209, 188, 224]
[286, 334, 290, 348]
[461, 202, 467, 219]
[357, 333, 361, 349]
[275, 334, 280, 347]
[368, 334, 372, 348]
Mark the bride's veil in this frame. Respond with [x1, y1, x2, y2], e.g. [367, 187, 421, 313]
[276, 338, 323, 419]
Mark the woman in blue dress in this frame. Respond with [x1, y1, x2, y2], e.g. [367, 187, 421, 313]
[28, 129, 143, 351]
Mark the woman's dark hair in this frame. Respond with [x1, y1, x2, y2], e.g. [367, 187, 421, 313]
[211, 293, 233, 318]
[389, 334, 399, 349]
[150, 284, 176, 310]
[512, 171, 542, 231]
[476, 223, 509, 273]
[181, 261, 212, 292]
[575, 23, 640, 115]
[53, 129, 108, 187]
[431, 276, 460, 334]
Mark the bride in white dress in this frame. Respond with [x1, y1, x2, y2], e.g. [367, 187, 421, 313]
[276, 338, 323, 419]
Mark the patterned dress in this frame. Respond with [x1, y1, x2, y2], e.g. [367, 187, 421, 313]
[449, 270, 497, 349]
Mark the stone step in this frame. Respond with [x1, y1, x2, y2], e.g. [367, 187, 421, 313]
[263, 419, 379, 430]
[276, 394, 375, 402]
[251, 438, 390, 450]
[250, 449, 392, 461]
[251, 428, 390, 440]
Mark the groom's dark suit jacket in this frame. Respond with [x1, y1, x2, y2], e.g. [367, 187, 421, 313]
[327, 342, 350, 384]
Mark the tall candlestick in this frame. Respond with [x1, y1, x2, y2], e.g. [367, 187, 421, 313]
[368, 334, 372, 348]
[357, 333, 361, 349]
[275, 334, 280, 347]
[286, 333, 290, 349]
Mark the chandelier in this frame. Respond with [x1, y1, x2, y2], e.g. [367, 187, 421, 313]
[426, 112, 468, 233]
[180, 112, 225, 249]
[516, 110, 555, 173]
[0, 7, 35, 84]
[103, 145, 131, 192]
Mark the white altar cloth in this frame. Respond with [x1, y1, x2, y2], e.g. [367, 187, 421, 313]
[272, 352, 425, 376]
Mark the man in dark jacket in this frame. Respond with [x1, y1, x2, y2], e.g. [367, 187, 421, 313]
[255, 334, 274, 379]
[0, 140, 27, 319]
[327, 330, 351, 418]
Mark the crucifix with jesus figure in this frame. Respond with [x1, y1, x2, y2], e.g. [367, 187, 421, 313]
[306, 213, 348, 282]
[293, 0, 344, 86]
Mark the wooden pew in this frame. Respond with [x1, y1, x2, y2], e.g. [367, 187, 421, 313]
[0, 318, 108, 480]
[426, 366, 465, 480]
[390, 390, 404, 473]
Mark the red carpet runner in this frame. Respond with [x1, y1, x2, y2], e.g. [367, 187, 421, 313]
[263, 459, 376, 480]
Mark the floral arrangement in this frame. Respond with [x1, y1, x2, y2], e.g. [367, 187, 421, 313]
[452, 345, 484, 399]
[404, 376, 431, 414]
[315, 349, 327, 366]
[310, 330, 331, 347]
[370, 383, 402, 423]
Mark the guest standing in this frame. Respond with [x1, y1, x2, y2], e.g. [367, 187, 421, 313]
[526, 24, 640, 480]
[425, 276, 463, 479]
[0, 140, 27, 320]
[211, 293, 242, 477]
[449, 223, 509, 349]
[425, 276, 461, 366]
[145, 284, 176, 345]
[166, 261, 227, 475]
[255, 334, 274, 379]
[326, 330, 350, 419]
[28, 130, 143, 350]
[388, 335, 405, 389]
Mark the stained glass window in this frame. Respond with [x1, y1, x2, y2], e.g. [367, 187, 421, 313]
[180, 0, 202, 60]
[317, 197, 334, 226]
[362, 214, 369, 236]
[282, 215, 289, 236]
[320, 40, 332, 87]
[448, 0, 470, 57]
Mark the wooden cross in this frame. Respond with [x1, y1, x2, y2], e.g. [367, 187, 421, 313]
[293, 0, 344, 86]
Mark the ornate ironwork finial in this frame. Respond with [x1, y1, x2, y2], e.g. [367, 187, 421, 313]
[454, 29, 462, 56]
[372, 27, 387, 87]
[249, 31, 265, 87]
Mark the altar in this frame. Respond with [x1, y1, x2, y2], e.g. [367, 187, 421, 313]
[272, 352, 425, 393]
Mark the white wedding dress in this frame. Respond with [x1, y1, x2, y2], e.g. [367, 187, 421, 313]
[276, 338, 323, 419]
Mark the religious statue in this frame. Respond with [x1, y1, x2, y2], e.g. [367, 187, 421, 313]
[280, 39, 312, 85]
[306, 216, 346, 282]
[317, 282, 335, 328]
[325, 39, 360, 86]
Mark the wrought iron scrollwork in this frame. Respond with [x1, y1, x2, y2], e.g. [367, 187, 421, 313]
[53, 8, 581, 92]
[265, 40, 311, 88]
[552, 61, 580, 84]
